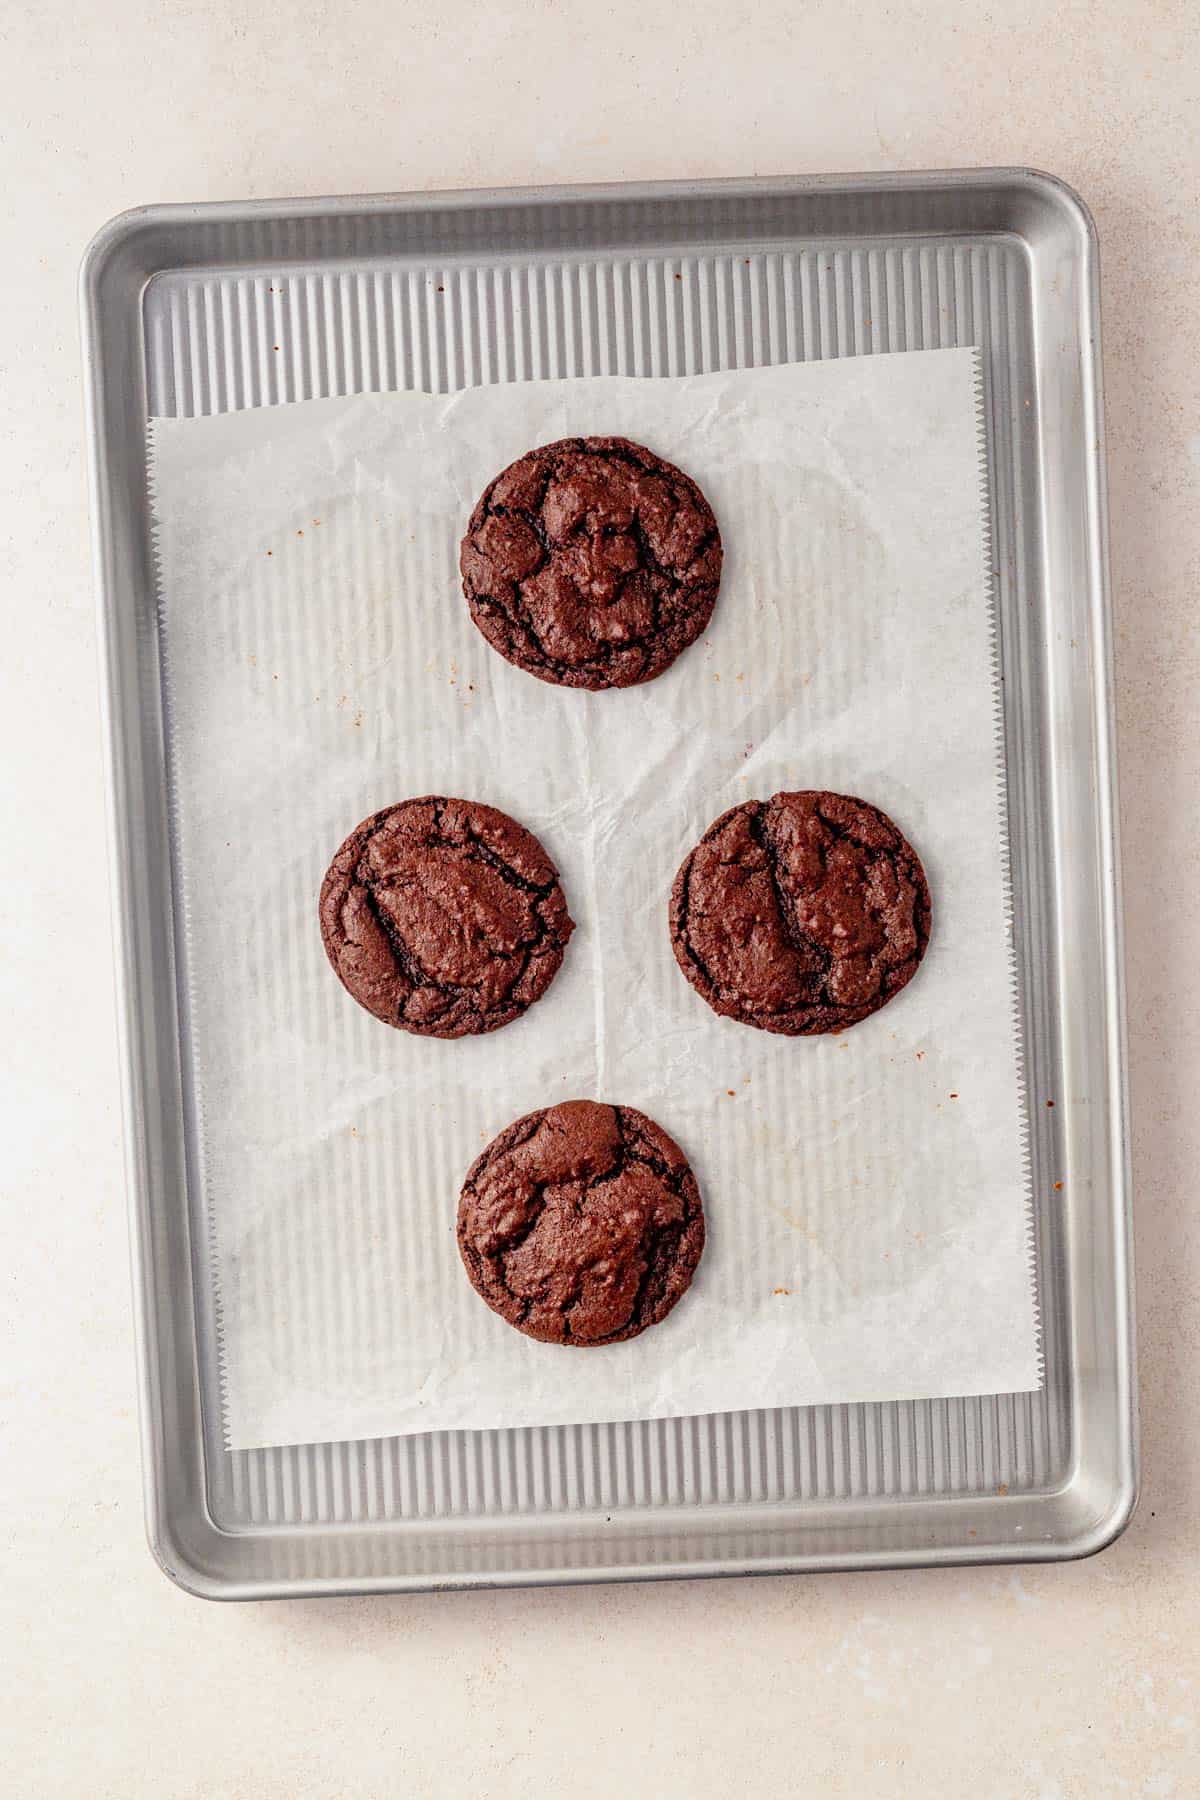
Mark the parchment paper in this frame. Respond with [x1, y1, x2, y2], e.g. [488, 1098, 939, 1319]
[149, 349, 1041, 1452]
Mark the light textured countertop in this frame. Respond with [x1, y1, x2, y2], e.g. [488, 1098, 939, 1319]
[4, 3, 1197, 1794]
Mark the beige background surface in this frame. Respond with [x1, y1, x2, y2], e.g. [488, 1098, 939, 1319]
[2, 2, 1196, 1795]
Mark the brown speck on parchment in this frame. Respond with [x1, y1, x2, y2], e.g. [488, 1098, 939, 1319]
[998, 1483, 1010, 1496]
[773, 1286, 790, 1296]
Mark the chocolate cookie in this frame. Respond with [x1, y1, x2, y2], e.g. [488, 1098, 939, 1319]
[459, 436, 723, 690]
[457, 1100, 705, 1346]
[319, 797, 574, 1038]
[670, 790, 932, 1035]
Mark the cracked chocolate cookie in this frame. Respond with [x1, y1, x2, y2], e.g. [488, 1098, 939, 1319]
[457, 1100, 705, 1346]
[670, 790, 932, 1035]
[459, 436, 723, 690]
[319, 797, 574, 1038]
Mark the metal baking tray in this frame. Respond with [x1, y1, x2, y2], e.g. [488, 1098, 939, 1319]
[81, 169, 1135, 1598]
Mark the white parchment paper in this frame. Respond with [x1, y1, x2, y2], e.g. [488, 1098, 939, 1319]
[150, 349, 1041, 1452]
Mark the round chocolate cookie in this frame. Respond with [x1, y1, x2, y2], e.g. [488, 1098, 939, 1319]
[457, 1100, 705, 1346]
[319, 797, 574, 1038]
[459, 436, 723, 690]
[670, 790, 932, 1036]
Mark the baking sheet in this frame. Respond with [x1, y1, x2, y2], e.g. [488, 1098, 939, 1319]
[149, 348, 1040, 1452]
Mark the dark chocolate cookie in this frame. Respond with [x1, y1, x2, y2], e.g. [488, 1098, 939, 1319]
[670, 790, 931, 1036]
[459, 436, 723, 690]
[319, 797, 574, 1038]
[457, 1100, 706, 1346]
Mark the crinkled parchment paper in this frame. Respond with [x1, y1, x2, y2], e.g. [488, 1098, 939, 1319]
[149, 348, 1040, 1451]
